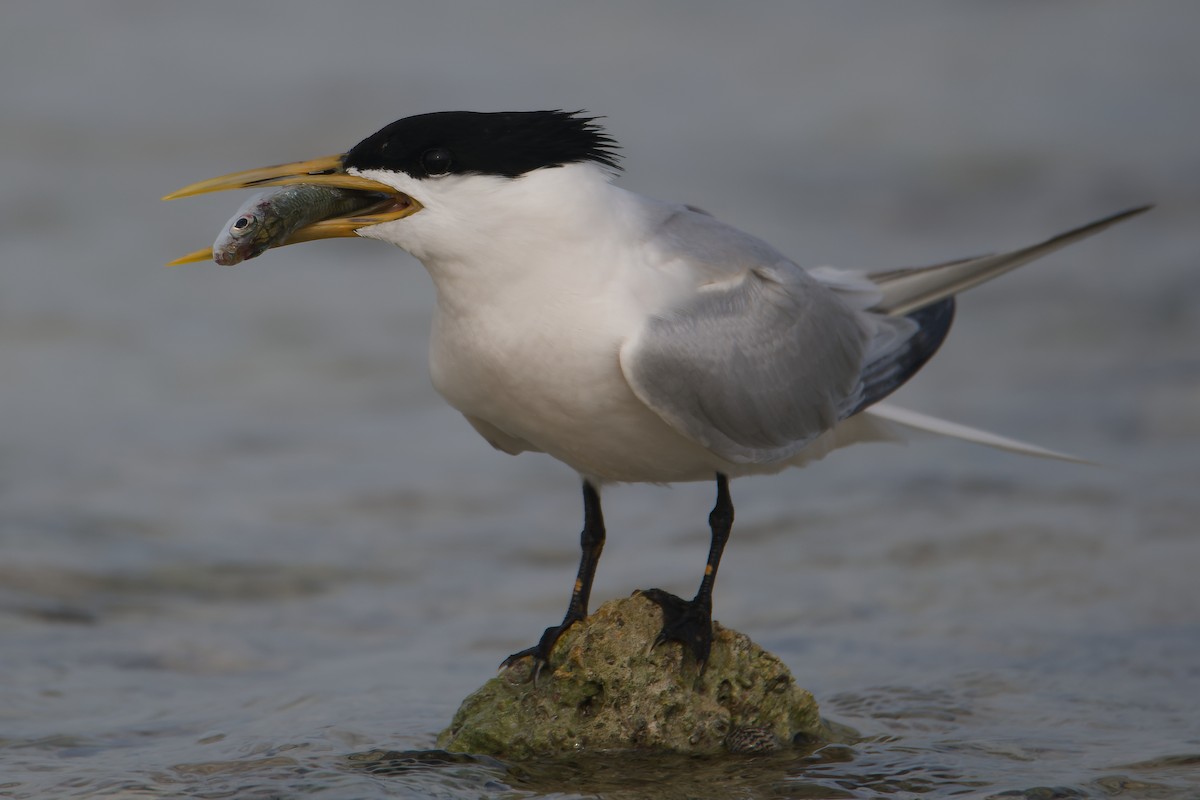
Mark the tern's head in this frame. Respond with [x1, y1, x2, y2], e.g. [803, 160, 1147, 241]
[164, 111, 622, 263]
[343, 111, 622, 258]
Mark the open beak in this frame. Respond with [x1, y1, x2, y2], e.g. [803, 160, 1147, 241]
[163, 154, 421, 265]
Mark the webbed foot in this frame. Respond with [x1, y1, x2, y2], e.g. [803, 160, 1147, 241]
[641, 588, 714, 670]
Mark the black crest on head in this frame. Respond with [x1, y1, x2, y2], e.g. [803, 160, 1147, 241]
[343, 110, 621, 179]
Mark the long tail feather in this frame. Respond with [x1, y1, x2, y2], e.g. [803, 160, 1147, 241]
[864, 403, 1092, 464]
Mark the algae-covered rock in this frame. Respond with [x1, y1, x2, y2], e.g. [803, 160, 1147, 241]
[437, 591, 827, 758]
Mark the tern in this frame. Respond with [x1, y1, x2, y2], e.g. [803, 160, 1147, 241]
[166, 110, 1149, 674]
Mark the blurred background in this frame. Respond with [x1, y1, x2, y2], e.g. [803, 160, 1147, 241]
[1, 3, 1197, 798]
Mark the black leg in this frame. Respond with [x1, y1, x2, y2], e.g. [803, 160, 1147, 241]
[643, 472, 734, 670]
[502, 480, 606, 676]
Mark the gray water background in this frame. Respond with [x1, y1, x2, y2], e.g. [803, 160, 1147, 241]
[2, 3, 1198, 797]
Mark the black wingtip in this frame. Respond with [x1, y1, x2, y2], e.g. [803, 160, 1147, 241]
[1099, 204, 1154, 224]
[850, 297, 957, 418]
[1031, 204, 1154, 254]
[1080, 204, 1155, 232]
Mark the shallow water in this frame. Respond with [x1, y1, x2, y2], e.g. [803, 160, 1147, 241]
[2, 3, 1199, 798]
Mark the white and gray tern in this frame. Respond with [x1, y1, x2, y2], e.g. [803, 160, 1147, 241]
[166, 110, 1149, 674]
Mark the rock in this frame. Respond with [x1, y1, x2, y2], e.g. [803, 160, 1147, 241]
[437, 591, 828, 758]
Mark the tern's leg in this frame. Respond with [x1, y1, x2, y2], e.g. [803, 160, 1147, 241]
[642, 472, 733, 670]
[502, 480, 605, 675]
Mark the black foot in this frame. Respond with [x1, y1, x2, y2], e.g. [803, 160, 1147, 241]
[500, 617, 580, 681]
[641, 588, 714, 669]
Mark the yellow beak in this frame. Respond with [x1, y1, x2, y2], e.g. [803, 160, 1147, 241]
[163, 154, 421, 265]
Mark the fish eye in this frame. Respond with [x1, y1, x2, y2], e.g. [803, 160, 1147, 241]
[230, 214, 255, 236]
[420, 148, 452, 177]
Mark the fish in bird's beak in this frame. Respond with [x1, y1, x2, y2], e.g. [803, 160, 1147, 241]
[162, 154, 421, 265]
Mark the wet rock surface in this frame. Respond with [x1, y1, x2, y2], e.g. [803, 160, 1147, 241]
[438, 592, 828, 758]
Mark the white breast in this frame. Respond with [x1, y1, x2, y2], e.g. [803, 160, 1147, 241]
[426, 244, 729, 482]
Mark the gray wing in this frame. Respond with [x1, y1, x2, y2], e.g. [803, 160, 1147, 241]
[620, 205, 1151, 467]
[619, 209, 873, 465]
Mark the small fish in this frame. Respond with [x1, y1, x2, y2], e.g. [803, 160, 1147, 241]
[211, 185, 386, 266]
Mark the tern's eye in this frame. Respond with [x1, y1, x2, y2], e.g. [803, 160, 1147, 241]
[420, 147, 452, 177]
[230, 214, 256, 237]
